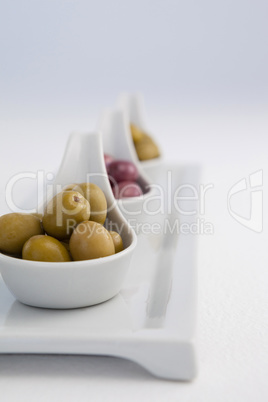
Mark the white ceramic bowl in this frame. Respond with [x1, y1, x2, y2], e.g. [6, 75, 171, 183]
[0, 132, 137, 309]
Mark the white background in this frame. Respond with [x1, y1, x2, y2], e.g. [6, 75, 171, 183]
[0, 1, 268, 401]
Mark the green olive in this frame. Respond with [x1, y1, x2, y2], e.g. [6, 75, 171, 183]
[109, 231, 124, 253]
[66, 183, 107, 225]
[134, 133, 160, 161]
[22, 235, 71, 262]
[30, 213, 43, 220]
[60, 240, 70, 253]
[69, 221, 115, 260]
[0, 213, 44, 255]
[62, 183, 76, 192]
[130, 123, 144, 143]
[42, 191, 90, 240]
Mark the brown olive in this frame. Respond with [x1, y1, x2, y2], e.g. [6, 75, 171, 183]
[69, 221, 115, 261]
[0, 213, 44, 254]
[22, 235, 71, 262]
[42, 191, 90, 240]
[109, 231, 124, 253]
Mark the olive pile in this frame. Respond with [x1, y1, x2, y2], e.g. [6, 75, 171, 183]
[130, 123, 160, 161]
[0, 183, 123, 263]
[104, 155, 143, 199]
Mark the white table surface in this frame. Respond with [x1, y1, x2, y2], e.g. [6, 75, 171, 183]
[0, 108, 267, 402]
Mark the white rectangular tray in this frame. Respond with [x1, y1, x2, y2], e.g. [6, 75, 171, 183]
[0, 163, 198, 381]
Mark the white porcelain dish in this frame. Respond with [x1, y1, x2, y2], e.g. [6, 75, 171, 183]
[0, 163, 199, 381]
[98, 109, 158, 226]
[98, 109, 165, 273]
[116, 92, 162, 170]
[0, 132, 137, 309]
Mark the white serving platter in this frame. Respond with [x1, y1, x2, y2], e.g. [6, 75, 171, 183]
[0, 163, 199, 381]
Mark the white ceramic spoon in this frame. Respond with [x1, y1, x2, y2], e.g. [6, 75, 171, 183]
[98, 109, 160, 229]
[116, 92, 163, 175]
[98, 109, 165, 286]
[0, 132, 137, 309]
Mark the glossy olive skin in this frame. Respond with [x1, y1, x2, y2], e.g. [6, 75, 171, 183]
[69, 221, 115, 261]
[112, 181, 143, 199]
[42, 191, 90, 240]
[0, 213, 44, 254]
[65, 183, 107, 225]
[22, 235, 71, 262]
[109, 231, 124, 253]
[108, 160, 139, 183]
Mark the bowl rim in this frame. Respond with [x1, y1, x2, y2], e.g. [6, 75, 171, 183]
[0, 230, 137, 268]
